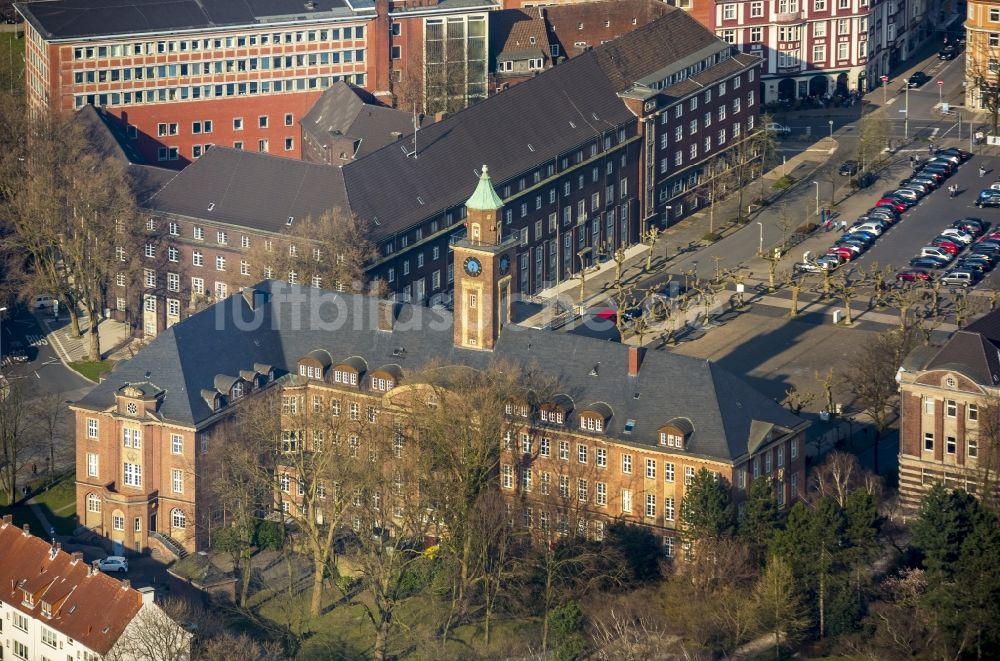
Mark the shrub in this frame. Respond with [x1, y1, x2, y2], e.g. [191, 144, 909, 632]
[794, 222, 819, 234]
[701, 232, 721, 243]
[773, 175, 797, 190]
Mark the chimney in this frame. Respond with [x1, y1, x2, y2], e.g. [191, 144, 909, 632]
[138, 586, 155, 605]
[71, 552, 83, 565]
[627, 346, 645, 377]
[22, 523, 30, 537]
[435, 111, 449, 123]
[377, 300, 395, 332]
[49, 542, 61, 560]
[2, 514, 11, 526]
[90, 560, 100, 576]
[121, 579, 131, 591]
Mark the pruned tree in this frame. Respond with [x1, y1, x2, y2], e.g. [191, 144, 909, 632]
[245, 208, 380, 295]
[105, 596, 193, 661]
[781, 385, 815, 415]
[830, 268, 862, 325]
[856, 103, 890, 173]
[886, 282, 922, 330]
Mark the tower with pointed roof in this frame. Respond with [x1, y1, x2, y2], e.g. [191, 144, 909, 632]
[453, 165, 515, 350]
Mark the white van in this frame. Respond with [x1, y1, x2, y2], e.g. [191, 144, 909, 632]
[32, 294, 56, 310]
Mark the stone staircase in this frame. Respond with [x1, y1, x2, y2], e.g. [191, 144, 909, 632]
[150, 531, 188, 560]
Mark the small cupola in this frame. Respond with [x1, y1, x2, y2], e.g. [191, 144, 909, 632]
[116, 382, 165, 417]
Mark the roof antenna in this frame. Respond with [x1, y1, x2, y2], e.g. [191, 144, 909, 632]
[404, 105, 420, 159]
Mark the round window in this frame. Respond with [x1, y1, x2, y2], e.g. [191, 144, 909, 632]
[127, 402, 137, 414]
[945, 377, 957, 388]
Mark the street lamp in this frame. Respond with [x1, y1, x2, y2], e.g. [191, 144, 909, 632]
[828, 119, 834, 139]
[904, 83, 910, 140]
[757, 221, 764, 255]
[813, 181, 820, 216]
[0, 307, 7, 371]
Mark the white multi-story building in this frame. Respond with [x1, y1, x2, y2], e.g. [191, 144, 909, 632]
[0, 516, 189, 661]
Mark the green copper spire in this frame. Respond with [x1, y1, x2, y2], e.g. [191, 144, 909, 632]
[465, 164, 504, 211]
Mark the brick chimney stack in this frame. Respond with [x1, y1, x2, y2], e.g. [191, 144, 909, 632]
[628, 346, 645, 377]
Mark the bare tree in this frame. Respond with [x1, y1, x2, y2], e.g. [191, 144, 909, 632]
[830, 268, 862, 325]
[809, 452, 882, 507]
[198, 631, 288, 661]
[32, 391, 71, 484]
[0, 380, 34, 504]
[856, 104, 890, 173]
[781, 386, 816, 415]
[105, 597, 193, 661]
[752, 556, 808, 661]
[246, 209, 380, 296]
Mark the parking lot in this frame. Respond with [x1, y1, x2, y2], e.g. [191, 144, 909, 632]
[817, 150, 1000, 288]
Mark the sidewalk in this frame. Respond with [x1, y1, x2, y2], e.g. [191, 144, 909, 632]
[35, 311, 133, 368]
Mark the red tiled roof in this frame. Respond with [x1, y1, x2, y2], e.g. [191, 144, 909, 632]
[0, 520, 142, 655]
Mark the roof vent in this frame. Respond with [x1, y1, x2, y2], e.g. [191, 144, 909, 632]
[207, 202, 215, 211]
[417, 196, 425, 205]
[69, 605, 77, 614]
[588, 363, 599, 377]
[624, 419, 636, 434]
[528, 144, 535, 152]
[392, 347, 406, 357]
[633, 392, 640, 399]
[373, 217, 382, 226]
[304, 0, 316, 9]
[569, 120, 577, 129]
[529, 36, 536, 44]
[287, 216, 295, 226]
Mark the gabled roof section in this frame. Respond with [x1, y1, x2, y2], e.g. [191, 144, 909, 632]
[0, 521, 143, 655]
[490, 8, 550, 64]
[465, 165, 504, 211]
[144, 147, 348, 233]
[543, 0, 671, 56]
[301, 82, 425, 160]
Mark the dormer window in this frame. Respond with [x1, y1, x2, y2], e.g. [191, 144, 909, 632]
[22, 590, 33, 607]
[371, 376, 394, 391]
[505, 402, 530, 418]
[659, 418, 694, 450]
[41, 601, 52, 618]
[540, 409, 564, 424]
[231, 381, 244, 399]
[659, 432, 684, 448]
[334, 369, 359, 385]
[581, 416, 603, 432]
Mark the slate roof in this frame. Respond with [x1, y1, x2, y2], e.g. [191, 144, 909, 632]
[15, 0, 357, 41]
[490, 8, 549, 65]
[923, 309, 1000, 386]
[0, 521, 143, 655]
[300, 82, 427, 160]
[544, 0, 671, 55]
[341, 48, 635, 241]
[143, 147, 349, 233]
[75, 281, 805, 463]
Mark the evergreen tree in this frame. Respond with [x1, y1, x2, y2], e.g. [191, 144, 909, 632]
[681, 468, 736, 543]
[911, 485, 980, 579]
[739, 476, 782, 567]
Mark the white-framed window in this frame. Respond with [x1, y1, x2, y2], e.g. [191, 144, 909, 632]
[645, 493, 656, 518]
[946, 400, 957, 417]
[540, 437, 551, 457]
[172, 468, 183, 493]
[723, 4, 736, 19]
[171, 434, 183, 454]
[87, 493, 101, 512]
[684, 466, 695, 486]
[924, 397, 935, 414]
[750, 1, 763, 16]
[502, 464, 513, 489]
[596, 481, 607, 506]
[578, 478, 588, 502]
[622, 453, 632, 474]
[216, 255, 226, 271]
[113, 514, 125, 531]
[621, 488, 633, 513]
[969, 436, 979, 458]
[123, 462, 142, 487]
[596, 447, 607, 467]
[645, 458, 656, 479]
[924, 432, 934, 451]
[837, 41, 849, 60]
[750, 26, 762, 43]
[559, 439, 569, 460]
[947, 436, 957, 455]
[578, 444, 589, 464]
[87, 452, 98, 477]
[521, 468, 532, 492]
[665, 496, 675, 521]
[171, 508, 186, 529]
[559, 475, 570, 498]
[87, 418, 98, 439]
[791, 438, 799, 459]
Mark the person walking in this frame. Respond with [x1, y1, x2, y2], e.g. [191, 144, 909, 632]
[980, 165, 987, 178]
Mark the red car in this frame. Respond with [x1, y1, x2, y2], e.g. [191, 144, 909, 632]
[931, 239, 961, 254]
[896, 268, 933, 282]
[979, 232, 1000, 243]
[876, 198, 907, 213]
[827, 247, 857, 261]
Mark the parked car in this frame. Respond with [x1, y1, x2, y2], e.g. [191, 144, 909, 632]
[839, 231, 875, 246]
[939, 228, 974, 244]
[883, 194, 917, 208]
[990, 182, 1000, 191]
[815, 254, 842, 270]
[915, 169, 945, 183]
[896, 268, 933, 282]
[978, 232, 1000, 243]
[900, 180, 932, 195]
[831, 243, 862, 257]
[938, 147, 972, 161]
[827, 246, 858, 261]
[876, 198, 907, 213]
[956, 259, 988, 273]
[96, 556, 129, 573]
[793, 261, 823, 273]
[908, 175, 940, 189]
[940, 269, 980, 287]
[960, 254, 995, 270]
[920, 246, 955, 261]
[908, 71, 931, 87]
[928, 157, 958, 170]
[953, 218, 987, 235]
[910, 256, 950, 269]
[933, 153, 962, 166]
[921, 163, 954, 178]
[930, 238, 961, 254]
[939, 44, 958, 59]
[867, 206, 900, 221]
[33, 294, 56, 310]
[765, 122, 791, 135]
[892, 188, 923, 201]
[851, 222, 884, 236]
[839, 160, 859, 176]
[976, 190, 1000, 208]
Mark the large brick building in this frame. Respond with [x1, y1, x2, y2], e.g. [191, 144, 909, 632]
[897, 311, 1000, 511]
[15, 0, 494, 165]
[964, 0, 1000, 113]
[99, 6, 760, 336]
[70, 166, 806, 558]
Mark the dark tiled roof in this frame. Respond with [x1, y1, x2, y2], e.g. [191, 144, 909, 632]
[544, 0, 671, 55]
[301, 82, 427, 160]
[490, 9, 549, 64]
[14, 0, 355, 41]
[592, 9, 723, 91]
[342, 50, 634, 241]
[925, 330, 1000, 386]
[0, 522, 143, 655]
[75, 105, 146, 165]
[143, 147, 348, 233]
[75, 281, 804, 462]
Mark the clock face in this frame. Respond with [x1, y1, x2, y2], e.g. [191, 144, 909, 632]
[499, 255, 511, 275]
[127, 402, 137, 414]
[464, 256, 483, 277]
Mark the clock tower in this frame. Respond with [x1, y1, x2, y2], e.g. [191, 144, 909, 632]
[452, 165, 515, 351]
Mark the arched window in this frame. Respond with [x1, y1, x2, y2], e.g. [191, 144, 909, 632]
[86, 493, 101, 513]
[171, 508, 186, 529]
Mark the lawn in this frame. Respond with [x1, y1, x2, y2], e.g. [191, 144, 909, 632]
[0, 29, 24, 96]
[69, 360, 115, 382]
[258, 589, 542, 660]
[30, 473, 78, 535]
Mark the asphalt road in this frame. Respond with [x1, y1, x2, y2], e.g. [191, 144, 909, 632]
[2, 307, 93, 398]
